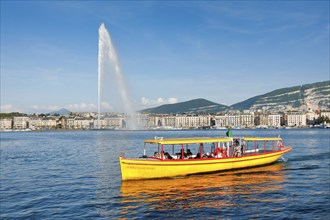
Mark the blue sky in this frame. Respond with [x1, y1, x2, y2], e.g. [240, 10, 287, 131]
[1, 1, 329, 113]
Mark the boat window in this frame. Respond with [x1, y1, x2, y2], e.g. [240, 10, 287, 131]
[263, 140, 276, 152]
[244, 140, 277, 155]
[211, 143, 215, 154]
[244, 141, 260, 154]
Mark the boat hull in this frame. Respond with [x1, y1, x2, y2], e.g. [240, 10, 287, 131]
[119, 147, 292, 181]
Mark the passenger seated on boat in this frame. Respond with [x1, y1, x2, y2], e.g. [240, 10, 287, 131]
[214, 146, 228, 158]
[233, 141, 241, 157]
[154, 152, 159, 158]
[187, 149, 193, 158]
[233, 145, 243, 157]
[176, 149, 187, 159]
[203, 152, 213, 158]
[164, 152, 173, 159]
[214, 146, 221, 158]
[240, 145, 244, 156]
[233, 147, 239, 157]
[222, 147, 228, 157]
[194, 153, 201, 159]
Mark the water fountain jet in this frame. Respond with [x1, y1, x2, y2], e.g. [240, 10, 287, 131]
[97, 23, 137, 129]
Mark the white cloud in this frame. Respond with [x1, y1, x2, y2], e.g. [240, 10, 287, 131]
[0, 104, 22, 113]
[29, 103, 99, 113]
[100, 102, 114, 111]
[67, 102, 97, 112]
[156, 97, 164, 104]
[30, 105, 60, 111]
[168, 98, 178, 104]
[141, 97, 151, 105]
[66, 102, 113, 112]
[0, 102, 114, 114]
[140, 97, 178, 107]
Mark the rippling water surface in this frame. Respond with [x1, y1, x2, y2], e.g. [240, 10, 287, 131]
[1, 129, 329, 219]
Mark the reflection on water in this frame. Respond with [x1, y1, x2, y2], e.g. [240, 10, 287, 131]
[120, 163, 285, 216]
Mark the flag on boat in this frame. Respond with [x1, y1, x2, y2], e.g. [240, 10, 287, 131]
[226, 129, 232, 137]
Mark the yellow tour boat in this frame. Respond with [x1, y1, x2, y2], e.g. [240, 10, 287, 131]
[119, 136, 292, 181]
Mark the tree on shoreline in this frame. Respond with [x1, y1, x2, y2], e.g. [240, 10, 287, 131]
[0, 112, 28, 118]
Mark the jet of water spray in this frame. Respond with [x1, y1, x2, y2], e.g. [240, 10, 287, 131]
[98, 23, 137, 129]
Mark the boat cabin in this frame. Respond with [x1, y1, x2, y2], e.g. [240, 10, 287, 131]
[142, 136, 284, 160]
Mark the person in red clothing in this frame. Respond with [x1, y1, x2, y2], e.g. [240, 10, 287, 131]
[214, 146, 227, 158]
[214, 146, 221, 158]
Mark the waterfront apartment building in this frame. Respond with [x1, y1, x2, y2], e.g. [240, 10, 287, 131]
[139, 114, 211, 128]
[105, 117, 123, 128]
[254, 113, 268, 126]
[268, 114, 281, 127]
[164, 115, 176, 127]
[66, 118, 75, 129]
[29, 118, 43, 129]
[240, 114, 254, 128]
[0, 118, 12, 130]
[73, 118, 92, 129]
[92, 115, 125, 129]
[93, 119, 106, 129]
[306, 111, 320, 124]
[66, 117, 93, 129]
[320, 111, 330, 119]
[214, 115, 239, 127]
[147, 114, 165, 127]
[286, 113, 307, 127]
[175, 114, 211, 128]
[139, 114, 177, 128]
[138, 113, 152, 128]
[29, 117, 57, 129]
[13, 117, 30, 130]
[214, 114, 254, 128]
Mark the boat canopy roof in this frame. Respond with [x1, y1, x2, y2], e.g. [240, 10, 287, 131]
[144, 137, 232, 145]
[244, 137, 282, 141]
[144, 136, 282, 145]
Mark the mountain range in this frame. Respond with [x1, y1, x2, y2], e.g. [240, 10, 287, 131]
[140, 80, 330, 114]
[49, 108, 71, 116]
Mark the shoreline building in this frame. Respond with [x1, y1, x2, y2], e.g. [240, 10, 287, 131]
[175, 114, 211, 129]
[286, 113, 307, 127]
[0, 118, 12, 130]
[13, 117, 30, 130]
[268, 114, 281, 127]
[214, 113, 254, 128]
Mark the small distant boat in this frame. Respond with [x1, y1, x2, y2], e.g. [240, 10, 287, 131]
[119, 136, 292, 181]
[322, 123, 330, 129]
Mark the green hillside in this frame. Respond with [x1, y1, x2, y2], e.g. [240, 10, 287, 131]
[140, 81, 329, 114]
[140, 98, 228, 114]
[231, 80, 330, 111]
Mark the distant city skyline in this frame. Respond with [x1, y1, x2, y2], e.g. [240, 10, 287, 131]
[1, 1, 329, 113]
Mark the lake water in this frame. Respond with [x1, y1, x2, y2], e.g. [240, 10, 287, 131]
[1, 129, 329, 219]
